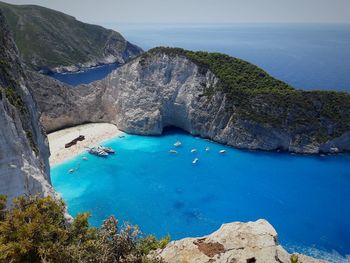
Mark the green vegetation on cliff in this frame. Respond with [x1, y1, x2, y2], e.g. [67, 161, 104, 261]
[147, 47, 293, 94]
[0, 195, 167, 263]
[0, 1, 142, 70]
[147, 47, 350, 143]
[0, 85, 26, 114]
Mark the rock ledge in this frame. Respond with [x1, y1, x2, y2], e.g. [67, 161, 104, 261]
[154, 220, 326, 263]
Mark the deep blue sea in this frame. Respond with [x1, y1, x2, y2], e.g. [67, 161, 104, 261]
[116, 24, 350, 92]
[52, 24, 350, 91]
[49, 63, 119, 86]
[51, 24, 350, 262]
[51, 130, 350, 262]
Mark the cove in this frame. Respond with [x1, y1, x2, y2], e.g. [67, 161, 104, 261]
[51, 129, 350, 262]
[48, 63, 120, 86]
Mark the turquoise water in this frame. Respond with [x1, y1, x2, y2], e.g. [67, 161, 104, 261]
[51, 129, 350, 261]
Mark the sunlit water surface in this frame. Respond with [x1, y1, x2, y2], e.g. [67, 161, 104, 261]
[51, 130, 350, 262]
[51, 24, 350, 262]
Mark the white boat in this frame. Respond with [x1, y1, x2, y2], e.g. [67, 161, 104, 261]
[174, 140, 182, 147]
[82, 157, 88, 161]
[192, 158, 199, 164]
[89, 147, 108, 157]
[169, 150, 177, 154]
[99, 146, 115, 154]
[205, 147, 210, 151]
[219, 150, 226, 154]
[191, 149, 197, 153]
[68, 169, 75, 173]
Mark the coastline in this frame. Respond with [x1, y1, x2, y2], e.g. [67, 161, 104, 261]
[48, 123, 123, 166]
[49, 61, 118, 74]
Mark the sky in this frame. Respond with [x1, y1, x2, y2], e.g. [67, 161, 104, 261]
[2, 0, 350, 25]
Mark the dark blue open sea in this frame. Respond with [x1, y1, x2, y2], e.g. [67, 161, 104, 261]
[116, 24, 350, 92]
[51, 25, 350, 262]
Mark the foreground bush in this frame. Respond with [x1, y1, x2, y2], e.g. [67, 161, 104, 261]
[0, 195, 167, 263]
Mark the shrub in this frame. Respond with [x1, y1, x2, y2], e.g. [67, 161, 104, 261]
[0, 195, 167, 263]
[290, 254, 299, 263]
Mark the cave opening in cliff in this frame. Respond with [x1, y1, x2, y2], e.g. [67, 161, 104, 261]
[162, 126, 189, 136]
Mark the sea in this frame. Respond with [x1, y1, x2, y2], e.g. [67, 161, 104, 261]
[50, 24, 350, 262]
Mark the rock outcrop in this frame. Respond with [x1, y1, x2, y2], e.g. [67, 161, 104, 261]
[0, 11, 53, 204]
[30, 48, 350, 154]
[153, 219, 326, 263]
[0, 1, 143, 73]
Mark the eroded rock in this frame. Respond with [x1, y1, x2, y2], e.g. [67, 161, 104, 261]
[0, 11, 54, 204]
[152, 220, 327, 263]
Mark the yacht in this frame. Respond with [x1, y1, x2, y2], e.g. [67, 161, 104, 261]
[174, 140, 182, 147]
[98, 146, 115, 154]
[89, 147, 108, 157]
[192, 158, 199, 164]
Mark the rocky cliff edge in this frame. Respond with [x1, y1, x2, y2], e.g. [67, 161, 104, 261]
[0, 11, 54, 204]
[153, 219, 327, 263]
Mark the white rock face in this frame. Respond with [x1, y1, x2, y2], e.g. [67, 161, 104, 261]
[31, 51, 350, 153]
[0, 95, 53, 204]
[0, 11, 54, 204]
[91, 52, 350, 153]
[154, 219, 327, 263]
[99, 52, 219, 135]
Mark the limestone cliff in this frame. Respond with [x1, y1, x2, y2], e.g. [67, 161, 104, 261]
[31, 48, 350, 154]
[99, 49, 350, 154]
[26, 71, 108, 132]
[153, 219, 326, 263]
[0, 11, 53, 204]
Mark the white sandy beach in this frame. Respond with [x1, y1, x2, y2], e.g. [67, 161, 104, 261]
[48, 123, 123, 165]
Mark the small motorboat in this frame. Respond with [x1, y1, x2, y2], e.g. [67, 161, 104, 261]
[169, 150, 177, 154]
[192, 158, 199, 164]
[174, 140, 182, 147]
[118, 135, 125, 138]
[205, 147, 210, 151]
[219, 150, 226, 154]
[82, 157, 88, 161]
[99, 146, 115, 154]
[68, 169, 75, 174]
[191, 149, 197, 153]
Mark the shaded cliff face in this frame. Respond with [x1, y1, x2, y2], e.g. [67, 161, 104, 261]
[31, 49, 350, 154]
[0, 11, 53, 204]
[27, 71, 109, 132]
[0, 1, 143, 73]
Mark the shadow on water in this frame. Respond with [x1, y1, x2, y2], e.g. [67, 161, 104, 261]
[161, 126, 189, 136]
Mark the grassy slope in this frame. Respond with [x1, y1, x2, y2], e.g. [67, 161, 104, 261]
[0, 1, 128, 69]
[147, 47, 350, 142]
